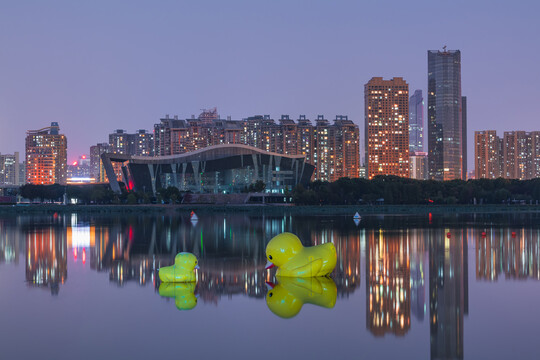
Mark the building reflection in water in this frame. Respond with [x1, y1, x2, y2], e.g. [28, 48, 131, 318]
[366, 230, 411, 336]
[409, 229, 427, 321]
[0, 217, 20, 265]
[429, 229, 468, 360]
[476, 228, 540, 280]
[26, 226, 68, 296]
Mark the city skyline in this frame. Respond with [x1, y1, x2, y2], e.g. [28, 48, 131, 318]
[2, 1, 540, 171]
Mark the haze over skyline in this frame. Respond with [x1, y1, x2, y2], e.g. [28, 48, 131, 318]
[1, 0, 539, 169]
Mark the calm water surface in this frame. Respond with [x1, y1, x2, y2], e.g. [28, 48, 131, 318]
[1, 212, 540, 359]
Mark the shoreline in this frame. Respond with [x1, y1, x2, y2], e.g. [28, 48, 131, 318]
[1, 203, 540, 215]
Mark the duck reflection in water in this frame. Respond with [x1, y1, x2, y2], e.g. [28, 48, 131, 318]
[159, 282, 198, 311]
[265, 276, 337, 319]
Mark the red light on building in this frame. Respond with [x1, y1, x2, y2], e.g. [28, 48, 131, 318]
[72, 161, 78, 166]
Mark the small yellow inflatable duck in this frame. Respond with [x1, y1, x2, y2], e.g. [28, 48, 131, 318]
[159, 252, 199, 282]
[266, 277, 337, 318]
[159, 282, 197, 311]
[265, 232, 337, 277]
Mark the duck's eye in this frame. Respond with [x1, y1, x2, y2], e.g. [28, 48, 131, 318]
[269, 292, 273, 297]
[269, 255, 273, 260]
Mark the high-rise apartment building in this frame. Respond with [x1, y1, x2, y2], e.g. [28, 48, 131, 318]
[365, 77, 409, 179]
[409, 90, 424, 153]
[474, 130, 540, 180]
[108, 129, 153, 156]
[151, 112, 360, 182]
[333, 115, 360, 180]
[90, 143, 112, 182]
[474, 131, 500, 179]
[409, 151, 428, 180]
[25, 122, 67, 185]
[0, 152, 20, 185]
[503, 131, 531, 180]
[532, 132, 540, 178]
[428, 49, 465, 180]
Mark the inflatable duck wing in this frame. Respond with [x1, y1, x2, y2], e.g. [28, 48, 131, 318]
[159, 252, 199, 282]
[159, 282, 197, 311]
[265, 232, 337, 277]
[266, 277, 337, 318]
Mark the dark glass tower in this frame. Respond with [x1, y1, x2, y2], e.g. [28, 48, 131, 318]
[427, 49, 463, 181]
[409, 90, 424, 153]
[462, 96, 467, 179]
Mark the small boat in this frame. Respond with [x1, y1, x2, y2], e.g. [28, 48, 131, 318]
[353, 212, 361, 220]
[190, 211, 198, 223]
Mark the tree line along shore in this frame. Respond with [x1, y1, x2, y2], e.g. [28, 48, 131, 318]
[1, 176, 540, 210]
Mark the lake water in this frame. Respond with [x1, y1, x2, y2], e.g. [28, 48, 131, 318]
[1, 211, 540, 359]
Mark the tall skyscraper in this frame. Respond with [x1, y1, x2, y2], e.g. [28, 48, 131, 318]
[365, 77, 409, 179]
[462, 96, 468, 180]
[428, 49, 465, 181]
[409, 90, 424, 153]
[25, 122, 67, 185]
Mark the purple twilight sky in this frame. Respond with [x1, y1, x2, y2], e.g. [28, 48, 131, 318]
[1, 0, 539, 168]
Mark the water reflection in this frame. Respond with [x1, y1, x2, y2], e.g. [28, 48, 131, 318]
[367, 230, 411, 336]
[266, 277, 337, 319]
[26, 227, 68, 295]
[2, 213, 540, 359]
[429, 229, 468, 360]
[475, 229, 540, 280]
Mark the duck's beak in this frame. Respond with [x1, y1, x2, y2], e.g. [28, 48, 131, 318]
[265, 261, 275, 270]
[194, 265, 200, 270]
[265, 281, 275, 290]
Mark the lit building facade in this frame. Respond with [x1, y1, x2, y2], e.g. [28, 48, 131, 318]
[409, 89, 424, 153]
[365, 77, 409, 179]
[503, 131, 531, 180]
[474, 130, 501, 179]
[0, 152, 20, 185]
[428, 49, 465, 181]
[25, 122, 67, 185]
[409, 151, 428, 180]
[475, 130, 540, 180]
[90, 143, 112, 182]
[152, 111, 359, 182]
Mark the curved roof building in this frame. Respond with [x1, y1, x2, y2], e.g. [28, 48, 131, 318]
[101, 144, 314, 195]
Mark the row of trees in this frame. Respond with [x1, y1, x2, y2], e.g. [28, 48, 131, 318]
[292, 176, 540, 205]
[19, 184, 186, 205]
[18, 176, 540, 206]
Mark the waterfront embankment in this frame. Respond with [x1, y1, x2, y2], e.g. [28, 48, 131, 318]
[1, 203, 540, 215]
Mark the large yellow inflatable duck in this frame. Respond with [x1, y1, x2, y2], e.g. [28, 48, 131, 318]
[266, 277, 337, 318]
[159, 252, 199, 282]
[159, 282, 197, 311]
[265, 232, 337, 277]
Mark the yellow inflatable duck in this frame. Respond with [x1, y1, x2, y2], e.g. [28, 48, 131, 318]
[266, 277, 337, 318]
[265, 232, 337, 277]
[159, 282, 197, 311]
[159, 252, 199, 282]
